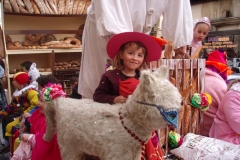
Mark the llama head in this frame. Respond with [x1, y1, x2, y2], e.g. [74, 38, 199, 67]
[129, 65, 182, 130]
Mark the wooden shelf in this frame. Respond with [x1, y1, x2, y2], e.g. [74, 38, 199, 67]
[5, 30, 83, 35]
[8, 72, 52, 78]
[4, 12, 87, 17]
[6, 48, 82, 55]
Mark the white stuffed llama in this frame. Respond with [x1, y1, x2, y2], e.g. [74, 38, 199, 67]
[44, 65, 182, 160]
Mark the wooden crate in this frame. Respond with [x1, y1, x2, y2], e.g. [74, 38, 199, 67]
[155, 59, 206, 153]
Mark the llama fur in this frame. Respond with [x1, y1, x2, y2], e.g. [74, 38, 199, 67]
[44, 65, 182, 160]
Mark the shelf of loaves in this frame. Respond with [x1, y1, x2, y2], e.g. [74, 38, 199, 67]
[6, 48, 82, 55]
[8, 71, 52, 78]
[4, 12, 87, 17]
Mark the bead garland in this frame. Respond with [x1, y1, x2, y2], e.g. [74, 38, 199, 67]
[119, 110, 146, 160]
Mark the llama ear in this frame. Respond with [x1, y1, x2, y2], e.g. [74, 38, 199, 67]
[140, 70, 151, 85]
[154, 65, 168, 79]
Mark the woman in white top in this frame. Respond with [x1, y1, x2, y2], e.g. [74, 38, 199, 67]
[78, 0, 193, 99]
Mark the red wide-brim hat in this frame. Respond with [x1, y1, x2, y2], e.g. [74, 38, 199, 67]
[106, 32, 162, 62]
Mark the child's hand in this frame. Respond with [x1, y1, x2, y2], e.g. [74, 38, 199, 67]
[23, 112, 31, 118]
[113, 96, 127, 104]
[20, 134, 31, 142]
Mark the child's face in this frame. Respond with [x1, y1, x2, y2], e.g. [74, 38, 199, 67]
[193, 23, 210, 42]
[38, 97, 45, 113]
[12, 80, 22, 90]
[120, 43, 145, 71]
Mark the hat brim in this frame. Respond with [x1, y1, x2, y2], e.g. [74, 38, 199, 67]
[106, 32, 162, 62]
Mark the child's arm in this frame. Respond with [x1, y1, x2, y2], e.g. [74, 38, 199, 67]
[25, 90, 39, 113]
[93, 75, 117, 104]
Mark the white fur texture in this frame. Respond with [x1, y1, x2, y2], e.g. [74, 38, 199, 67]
[28, 63, 40, 81]
[44, 65, 182, 160]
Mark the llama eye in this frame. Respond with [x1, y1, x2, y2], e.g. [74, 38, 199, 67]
[168, 114, 176, 119]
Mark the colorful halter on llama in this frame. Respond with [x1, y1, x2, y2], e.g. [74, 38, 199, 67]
[41, 83, 66, 102]
[190, 92, 212, 111]
[134, 100, 179, 128]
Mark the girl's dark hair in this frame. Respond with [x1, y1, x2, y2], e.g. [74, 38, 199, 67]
[70, 76, 79, 84]
[206, 65, 228, 84]
[36, 74, 59, 88]
[113, 42, 147, 70]
[20, 61, 33, 71]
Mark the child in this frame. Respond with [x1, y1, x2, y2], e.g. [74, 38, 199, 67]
[11, 74, 60, 154]
[0, 72, 38, 153]
[20, 61, 40, 90]
[209, 79, 240, 144]
[69, 76, 82, 99]
[36, 74, 59, 91]
[190, 17, 211, 57]
[20, 61, 32, 72]
[11, 83, 65, 160]
[93, 32, 164, 160]
[200, 49, 231, 136]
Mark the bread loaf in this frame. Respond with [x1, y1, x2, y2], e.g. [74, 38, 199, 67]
[183, 104, 191, 135]
[47, 0, 58, 14]
[7, 41, 23, 50]
[41, 0, 50, 14]
[17, 0, 25, 7]
[31, 0, 40, 14]
[39, 34, 57, 45]
[42, 37, 81, 48]
[64, 0, 70, 14]
[19, 6, 29, 13]
[52, 0, 57, 5]
[22, 40, 36, 46]
[4, 0, 13, 12]
[68, 0, 74, 14]
[44, 0, 54, 14]
[72, 0, 79, 14]
[23, 0, 34, 13]
[5, 35, 12, 43]
[83, 0, 91, 14]
[77, 0, 86, 14]
[34, 0, 45, 14]
[10, 0, 20, 12]
[58, 0, 65, 14]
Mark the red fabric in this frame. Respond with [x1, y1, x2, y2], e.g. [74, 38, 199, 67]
[145, 131, 165, 160]
[207, 50, 227, 64]
[13, 72, 29, 85]
[28, 109, 62, 160]
[119, 78, 140, 98]
[107, 32, 162, 62]
[151, 36, 167, 47]
[206, 50, 231, 76]
[12, 131, 20, 154]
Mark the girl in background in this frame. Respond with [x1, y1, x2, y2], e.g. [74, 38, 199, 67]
[190, 17, 211, 57]
[200, 49, 231, 136]
[210, 79, 240, 144]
